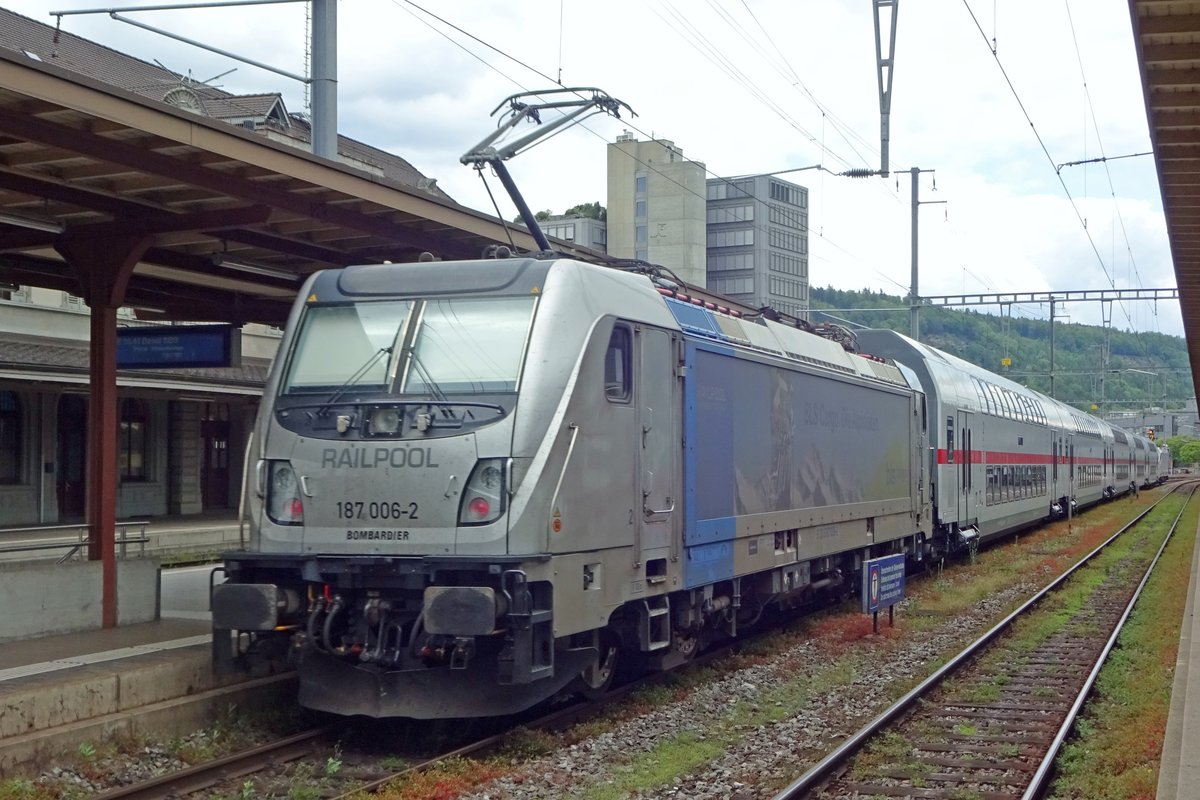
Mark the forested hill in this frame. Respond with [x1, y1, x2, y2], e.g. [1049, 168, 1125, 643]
[809, 286, 1193, 413]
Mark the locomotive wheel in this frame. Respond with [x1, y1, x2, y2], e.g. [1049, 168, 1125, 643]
[672, 628, 700, 662]
[578, 630, 620, 698]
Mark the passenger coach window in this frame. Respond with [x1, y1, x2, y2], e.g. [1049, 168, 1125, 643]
[946, 418, 954, 462]
[605, 326, 632, 402]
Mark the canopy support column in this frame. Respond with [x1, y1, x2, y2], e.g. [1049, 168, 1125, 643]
[55, 233, 148, 628]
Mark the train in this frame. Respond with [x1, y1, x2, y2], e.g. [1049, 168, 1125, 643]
[211, 255, 1167, 718]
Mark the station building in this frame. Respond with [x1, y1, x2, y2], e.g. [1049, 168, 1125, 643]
[0, 8, 448, 526]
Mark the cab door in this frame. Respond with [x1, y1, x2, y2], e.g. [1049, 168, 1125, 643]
[636, 327, 679, 567]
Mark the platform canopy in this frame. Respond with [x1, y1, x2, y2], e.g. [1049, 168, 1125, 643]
[0, 48, 593, 326]
[0, 46, 605, 628]
[1130, 0, 1200, 402]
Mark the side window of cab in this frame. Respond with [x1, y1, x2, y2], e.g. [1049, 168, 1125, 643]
[604, 325, 632, 403]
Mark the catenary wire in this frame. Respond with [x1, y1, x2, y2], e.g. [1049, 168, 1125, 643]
[395, 0, 881, 278]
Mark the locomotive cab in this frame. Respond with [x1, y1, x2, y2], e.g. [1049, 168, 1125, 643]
[212, 258, 681, 717]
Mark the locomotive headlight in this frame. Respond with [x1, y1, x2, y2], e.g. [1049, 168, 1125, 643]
[266, 460, 304, 525]
[367, 406, 403, 436]
[459, 458, 507, 526]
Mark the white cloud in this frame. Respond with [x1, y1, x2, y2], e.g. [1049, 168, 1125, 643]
[5, 0, 1179, 336]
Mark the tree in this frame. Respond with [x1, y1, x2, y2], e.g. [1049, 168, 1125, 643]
[1165, 435, 1200, 467]
[563, 201, 606, 221]
[509, 209, 554, 224]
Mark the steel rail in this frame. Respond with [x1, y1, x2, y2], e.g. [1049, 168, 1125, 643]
[327, 637, 752, 798]
[772, 486, 1184, 799]
[1022, 483, 1198, 799]
[90, 726, 335, 800]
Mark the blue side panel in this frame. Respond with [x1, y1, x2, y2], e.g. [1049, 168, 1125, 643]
[684, 540, 735, 588]
[683, 337, 739, 589]
[696, 517, 736, 541]
[684, 340, 744, 549]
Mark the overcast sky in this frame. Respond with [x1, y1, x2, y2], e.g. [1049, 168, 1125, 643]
[6, 0, 1181, 339]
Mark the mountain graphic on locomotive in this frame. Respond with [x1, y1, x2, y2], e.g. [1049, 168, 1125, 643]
[210, 90, 1166, 719]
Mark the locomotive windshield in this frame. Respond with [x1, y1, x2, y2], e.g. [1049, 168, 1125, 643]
[281, 295, 537, 396]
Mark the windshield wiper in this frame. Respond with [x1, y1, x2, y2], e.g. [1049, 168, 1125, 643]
[316, 346, 391, 417]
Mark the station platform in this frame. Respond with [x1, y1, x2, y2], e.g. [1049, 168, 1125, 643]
[1158, 521, 1200, 799]
[0, 615, 295, 777]
[0, 515, 296, 778]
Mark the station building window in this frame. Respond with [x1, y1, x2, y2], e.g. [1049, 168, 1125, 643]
[0, 391, 22, 484]
[119, 398, 149, 481]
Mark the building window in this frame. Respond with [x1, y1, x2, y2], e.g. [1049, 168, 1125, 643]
[119, 398, 149, 481]
[710, 276, 755, 294]
[604, 325, 632, 402]
[636, 225, 647, 243]
[544, 223, 576, 241]
[635, 175, 647, 194]
[706, 205, 754, 224]
[769, 229, 803, 252]
[706, 229, 754, 248]
[769, 181, 807, 206]
[635, 200, 646, 218]
[635, 249, 648, 261]
[0, 391, 22, 484]
[709, 252, 754, 271]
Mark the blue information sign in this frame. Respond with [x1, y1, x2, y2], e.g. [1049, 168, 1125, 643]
[861, 553, 906, 614]
[117, 325, 240, 369]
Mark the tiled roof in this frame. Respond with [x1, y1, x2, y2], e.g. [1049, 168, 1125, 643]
[0, 8, 450, 200]
[202, 93, 287, 121]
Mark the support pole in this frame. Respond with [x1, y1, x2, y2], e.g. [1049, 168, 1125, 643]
[89, 304, 119, 627]
[1049, 297, 1056, 399]
[56, 232, 149, 628]
[910, 165, 919, 340]
[873, 0, 898, 178]
[310, 0, 337, 159]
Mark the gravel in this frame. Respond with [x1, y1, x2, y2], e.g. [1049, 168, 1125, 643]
[463, 574, 1042, 800]
[15, 561, 1046, 799]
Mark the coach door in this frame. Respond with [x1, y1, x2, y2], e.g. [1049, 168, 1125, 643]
[957, 409, 974, 523]
[636, 327, 679, 568]
[1067, 434, 1076, 498]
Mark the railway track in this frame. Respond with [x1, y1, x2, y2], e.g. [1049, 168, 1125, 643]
[91, 488, 1182, 800]
[90, 626, 759, 799]
[774, 483, 1196, 800]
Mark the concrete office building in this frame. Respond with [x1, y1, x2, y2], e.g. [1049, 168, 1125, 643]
[606, 134, 707, 286]
[705, 174, 809, 319]
[606, 134, 809, 316]
[541, 214, 608, 252]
